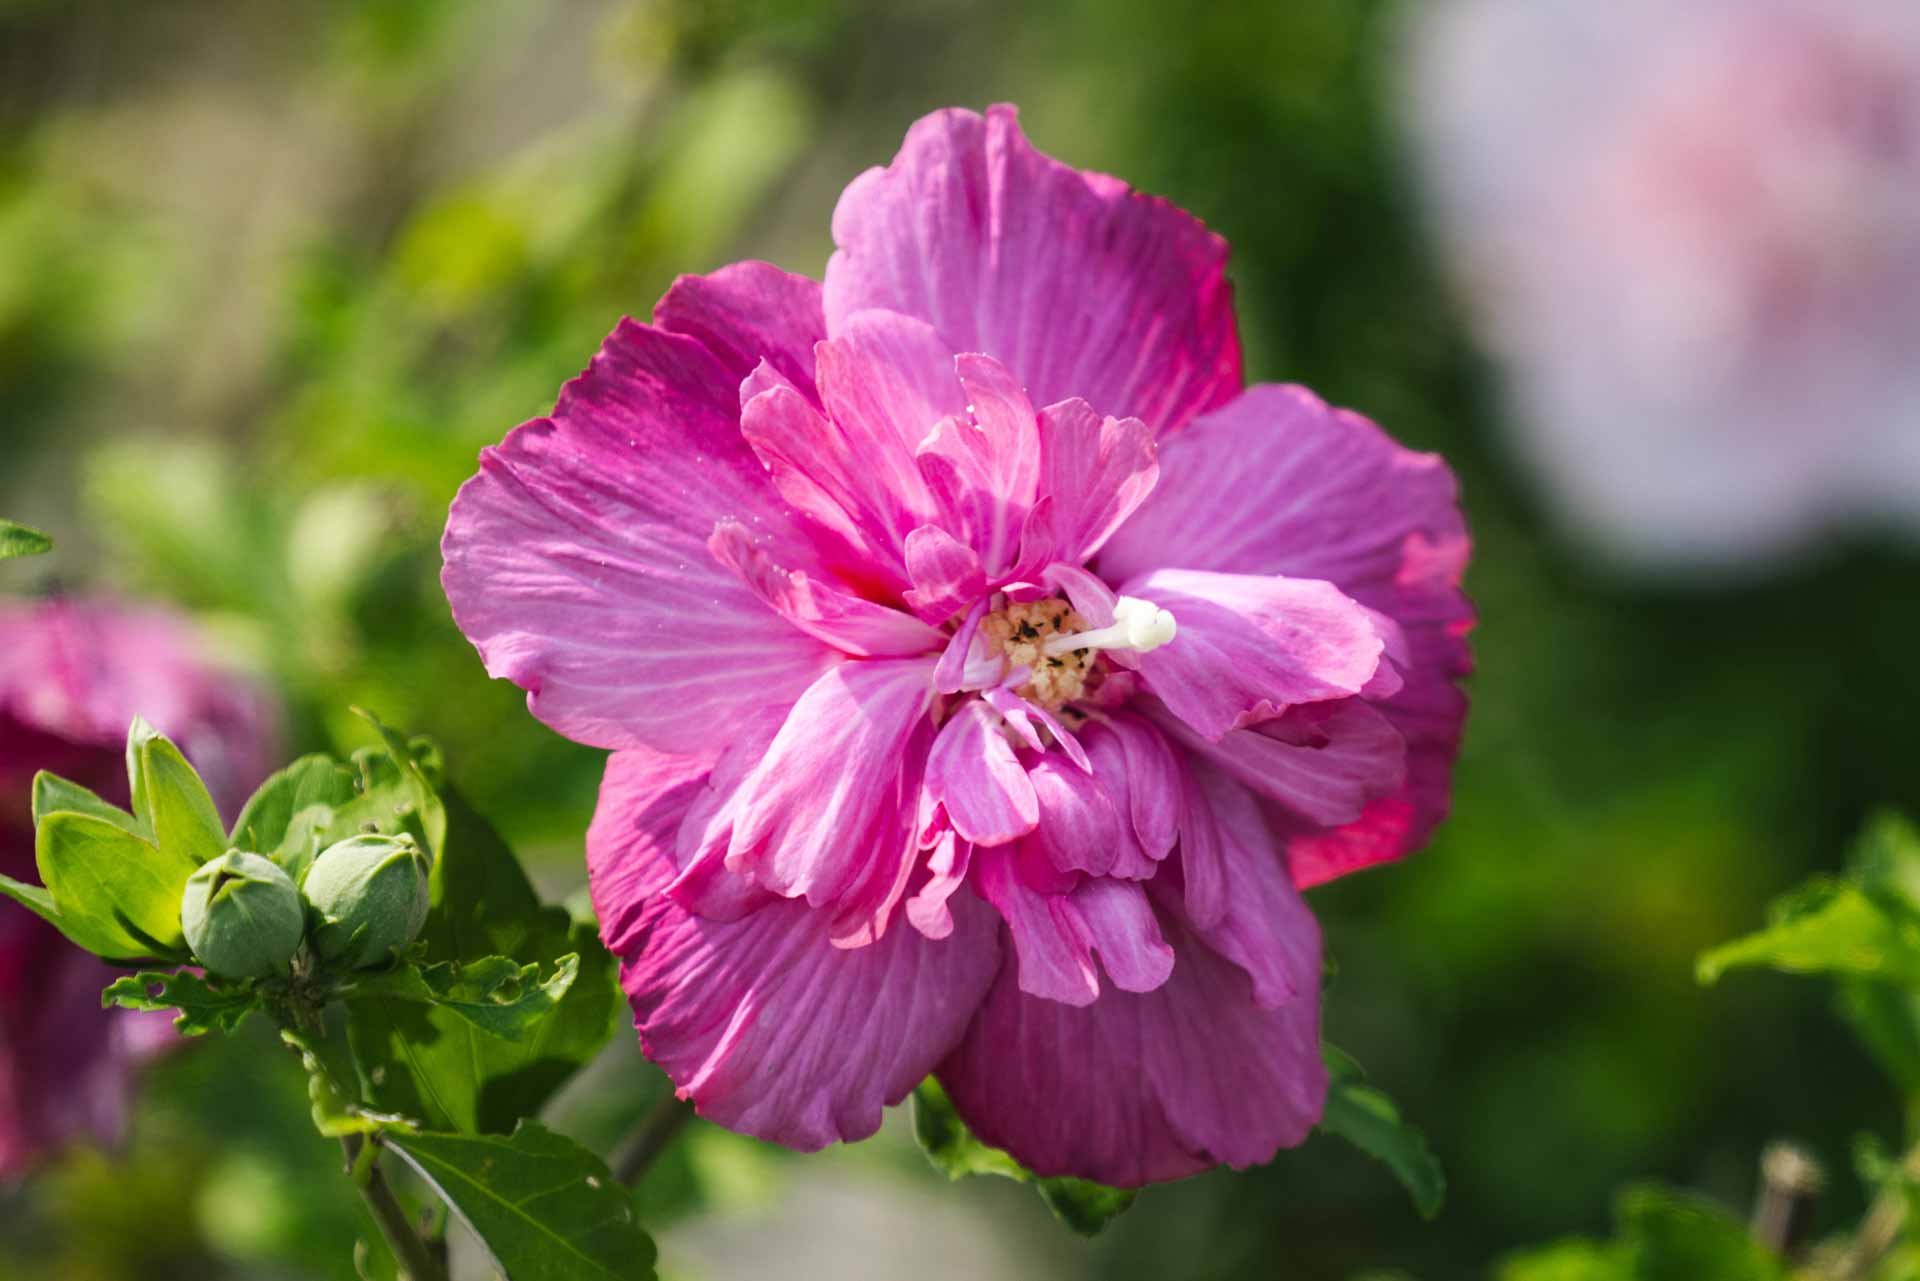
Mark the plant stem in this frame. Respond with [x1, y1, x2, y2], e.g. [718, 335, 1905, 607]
[611, 1094, 695, 1185]
[340, 1134, 449, 1281]
[1819, 1142, 1920, 1281]
[1751, 1142, 1823, 1258]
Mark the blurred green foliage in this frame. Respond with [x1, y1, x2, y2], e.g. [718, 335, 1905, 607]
[2, 0, 1919, 1278]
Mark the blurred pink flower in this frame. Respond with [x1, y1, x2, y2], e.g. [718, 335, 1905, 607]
[1405, 0, 1920, 568]
[0, 597, 279, 1178]
[443, 106, 1472, 1185]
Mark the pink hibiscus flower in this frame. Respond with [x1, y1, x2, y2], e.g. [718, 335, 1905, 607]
[1404, 0, 1920, 569]
[0, 597, 280, 1178]
[443, 106, 1472, 1186]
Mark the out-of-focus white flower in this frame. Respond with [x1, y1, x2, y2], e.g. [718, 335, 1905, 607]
[1403, 0, 1920, 570]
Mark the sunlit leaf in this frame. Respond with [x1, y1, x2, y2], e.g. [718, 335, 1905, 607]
[340, 953, 580, 1041]
[31, 771, 139, 835]
[1494, 1185, 1783, 1281]
[1615, 1184, 1784, 1281]
[101, 970, 260, 1036]
[0, 519, 52, 559]
[35, 810, 192, 961]
[383, 1122, 657, 1281]
[136, 734, 229, 871]
[229, 754, 357, 856]
[1697, 883, 1920, 986]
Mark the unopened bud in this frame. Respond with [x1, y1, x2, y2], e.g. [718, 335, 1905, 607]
[181, 851, 304, 980]
[301, 834, 431, 969]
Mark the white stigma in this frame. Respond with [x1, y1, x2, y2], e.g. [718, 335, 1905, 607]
[1042, 596, 1176, 658]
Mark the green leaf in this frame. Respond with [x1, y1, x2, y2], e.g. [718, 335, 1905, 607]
[1494, 1185, 1783, 1281]
[1614, 1184, 1784, 1281]
[1696, 882, 1920, 986]
[323, 740, 441, 854]
[137, 733, 230, 871]
[345, 745, 618, 1133]
[270, 802, 340, 886]
[1837, 977, 1920, 1097]
[35, 811, 192, 960]
[1854, 811, 1920, 924]
[382, 1122, 656, 1281]
[228, 753, 356, 855]
[101, 970, 260, 1036]
[124, 715, 162, 829]
[1318, 1045, 1446, 1220]
[340, 953, 580, 1041]
[31, 772, 140, 835]
[911, 1078, 1137, 1236]
[1496, 1240, 1628, 1281]
[0, 872, 64, 932]
[0, 519, 52, 559]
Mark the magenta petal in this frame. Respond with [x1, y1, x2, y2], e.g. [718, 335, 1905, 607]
[1076, 714, 1181, 879]
[904, 524, 988, 625]
[1156, 698, 1406, 829]
[1038, 399, 1159, 562]
[915, 354, 1043, 575]
[938, 905, 1325, 1187]
[1158, 767, 1316, 1010]
[1070, 877, 1176, 994]
[826, 105, 1242, 435]
[1022, 753, 1122, 878]
[1125, 568, 1384, 739]
[974, 844, 1098, 1006]
[1164, 755, 1319, 1014]
[710, 520, 943, 658]
[906, 830, 973, 941]
[932, 595, 996, 694]
[1098, 383, 1472, 883]
[1281, 644, 1466, 888]
[589, 750, 1000, 1150]
[1099, 384, 1469, 589]
[727, 659, 934, 910]
[925, 700, 1040, 846]
[442, 319, 835, 758]
[1041, 560, 1118, 627]
[741, 383, 920, 593]
[653, 260, 825, 404]
[981, 685, 1046, 754]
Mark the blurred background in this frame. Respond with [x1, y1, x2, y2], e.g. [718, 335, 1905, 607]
[2, 0, 1918, 1277]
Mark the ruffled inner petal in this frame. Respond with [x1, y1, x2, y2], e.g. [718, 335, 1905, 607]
[1038, 399, 1159, 563]
[1122, 567, 1385, 740]
[709, 520, 944, 658]
[913, 353, 1043, 576]
[924, 699, 1041, 845]
[1153, 697, 1407, 829]
[726, 658, 936, 914]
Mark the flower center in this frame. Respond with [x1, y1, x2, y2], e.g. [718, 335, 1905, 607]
[977, 593, 1178, 711]
[981, 597, 1093, 708]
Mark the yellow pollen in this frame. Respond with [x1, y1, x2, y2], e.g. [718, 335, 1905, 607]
[980, 596, 1092, 708]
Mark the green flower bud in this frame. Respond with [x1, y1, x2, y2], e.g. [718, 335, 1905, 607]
[301, 834, 431, 969]
[181, 851, 305, 980]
